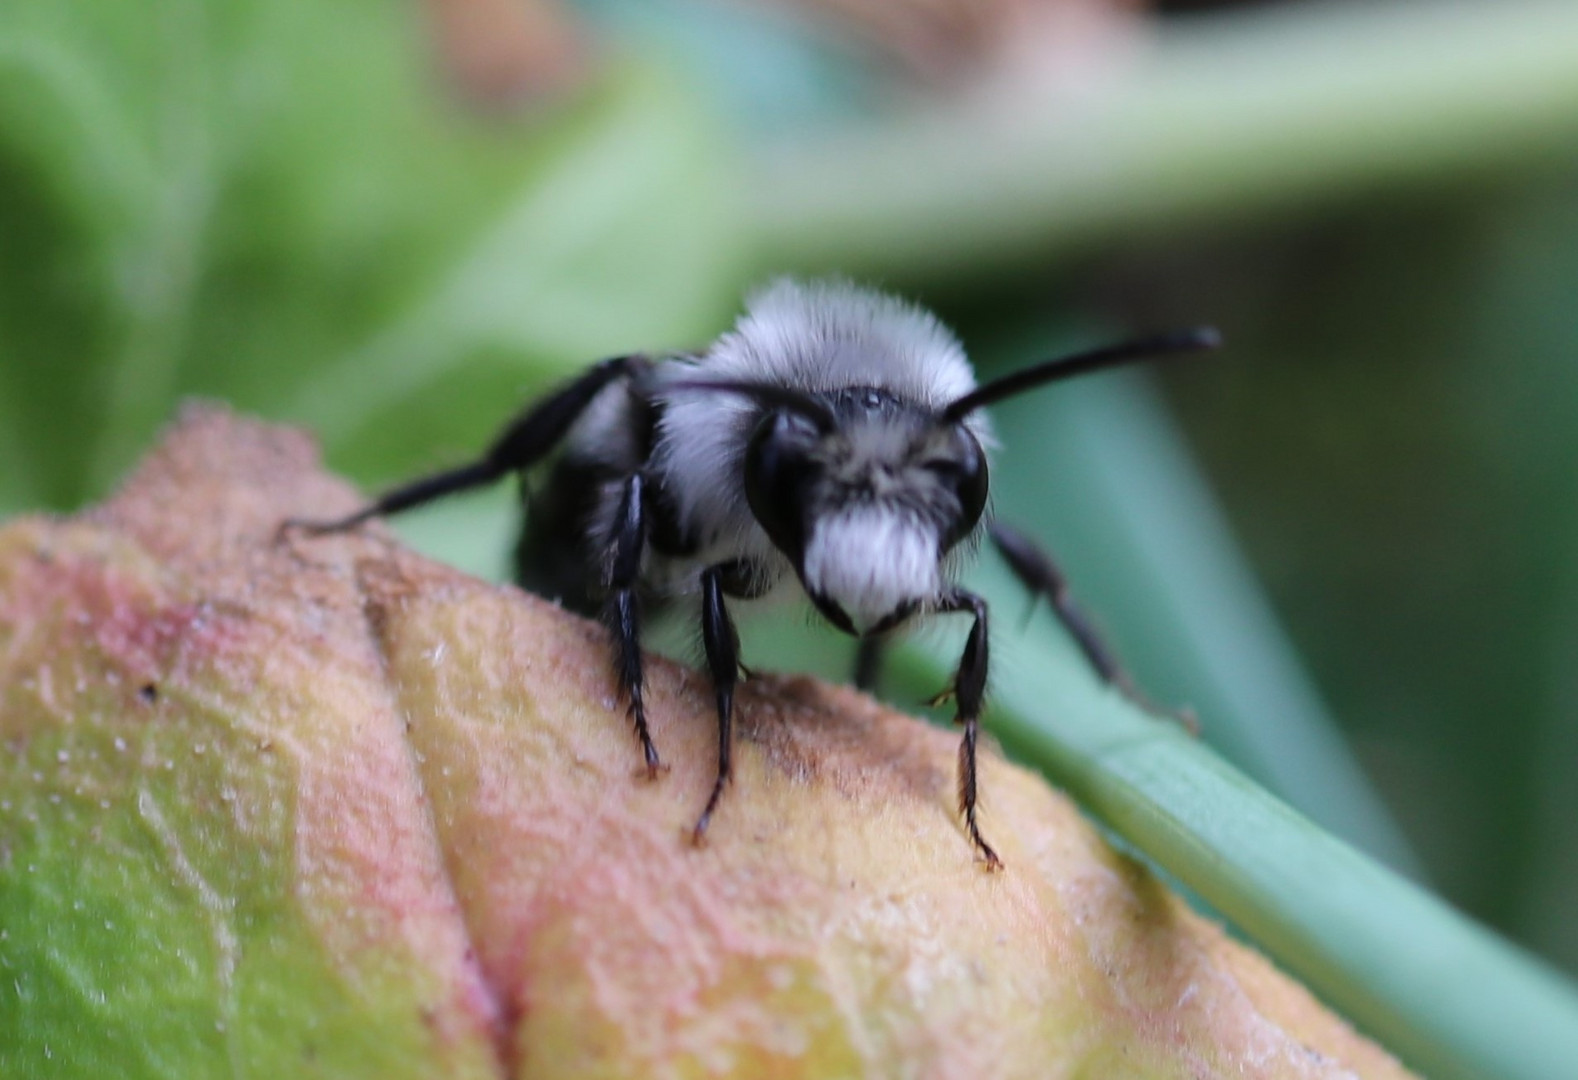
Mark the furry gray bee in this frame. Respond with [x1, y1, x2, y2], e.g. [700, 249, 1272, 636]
[287, 279, 1218, 868]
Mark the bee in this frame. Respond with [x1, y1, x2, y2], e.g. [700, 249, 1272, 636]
[286, 279, 1218, 868]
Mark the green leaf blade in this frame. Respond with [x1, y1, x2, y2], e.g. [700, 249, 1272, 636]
[906, 555, 1578, 1080]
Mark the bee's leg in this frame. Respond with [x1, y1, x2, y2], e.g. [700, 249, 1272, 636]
[692, 564, 740, 844]
[987, 520, 1187, 727]
[937, 588, 1002, 870]
[281, 354, 648, 535]
[604, 471, 661, 777]
[853, 635, 886, 693]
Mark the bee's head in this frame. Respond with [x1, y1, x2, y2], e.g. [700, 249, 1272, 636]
[741, 387, 988, 634]
[668, 322, 1219, 635]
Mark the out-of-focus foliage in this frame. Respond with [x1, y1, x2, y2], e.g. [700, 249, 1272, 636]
[0, 0, 746, 514]
[1150, 180, 1578, 973]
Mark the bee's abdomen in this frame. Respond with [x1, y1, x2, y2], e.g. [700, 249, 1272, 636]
[513, 458, 611, 616]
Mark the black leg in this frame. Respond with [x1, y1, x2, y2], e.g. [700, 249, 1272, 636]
[693, 565, 740, 844]
[282, 354, 647, 534]
[937, 588, 1002, 870]
[853, 636, 886, 693]
[988, 520, 1185, 726]
[604, 472, 661, 777]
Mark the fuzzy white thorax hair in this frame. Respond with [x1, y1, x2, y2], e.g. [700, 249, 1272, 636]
[802, 508, 942, 631]
[707, 278, 978, 406]
[651, 279, 990, 581]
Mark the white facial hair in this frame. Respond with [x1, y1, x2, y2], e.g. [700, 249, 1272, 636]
[802, 508, 941, 632]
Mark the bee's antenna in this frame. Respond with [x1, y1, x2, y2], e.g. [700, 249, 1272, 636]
[942, 327, 1221, 421]
[664, 380, 839, 432]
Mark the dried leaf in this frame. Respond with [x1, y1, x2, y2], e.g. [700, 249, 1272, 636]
[0, 406, 1411, 1078]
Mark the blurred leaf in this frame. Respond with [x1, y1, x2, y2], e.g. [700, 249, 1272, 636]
[386, 486, 518, 582]
[285, 66, 745, 479]
[1151, 180, 1578, 964]
[0, 0, 747, 512]
[0, 380, 39, 511]
[1456, 181, 1578, 972]
[749, 0, 1578, 283]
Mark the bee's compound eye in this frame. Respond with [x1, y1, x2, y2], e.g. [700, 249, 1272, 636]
[745, 411, 820, 563]
[936, 428, 988, 549]
[778, 411, 821, 440]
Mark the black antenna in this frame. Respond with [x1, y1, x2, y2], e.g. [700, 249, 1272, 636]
[942, 327, 1221, 422]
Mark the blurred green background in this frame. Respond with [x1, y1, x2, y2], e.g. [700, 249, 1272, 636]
[4, 0, 1578, 1036]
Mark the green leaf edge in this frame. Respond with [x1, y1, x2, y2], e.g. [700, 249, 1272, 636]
[980, 361, 1422, 877]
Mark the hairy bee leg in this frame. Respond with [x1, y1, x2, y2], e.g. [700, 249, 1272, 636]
[604, 472, 661, 776]
[692, 565, 740, 844]
[987, 520, 1185, 725]
[280, 354, 647, 535]
[853, 635, 886, 693]
[940, 588, 1002, 870]
[281, 461, 501, 536]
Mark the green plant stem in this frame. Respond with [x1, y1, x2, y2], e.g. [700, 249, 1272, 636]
[898, 559, 1578, 1080]
[748, 0, 1578, 283]
[985, 365, 1422, 877]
